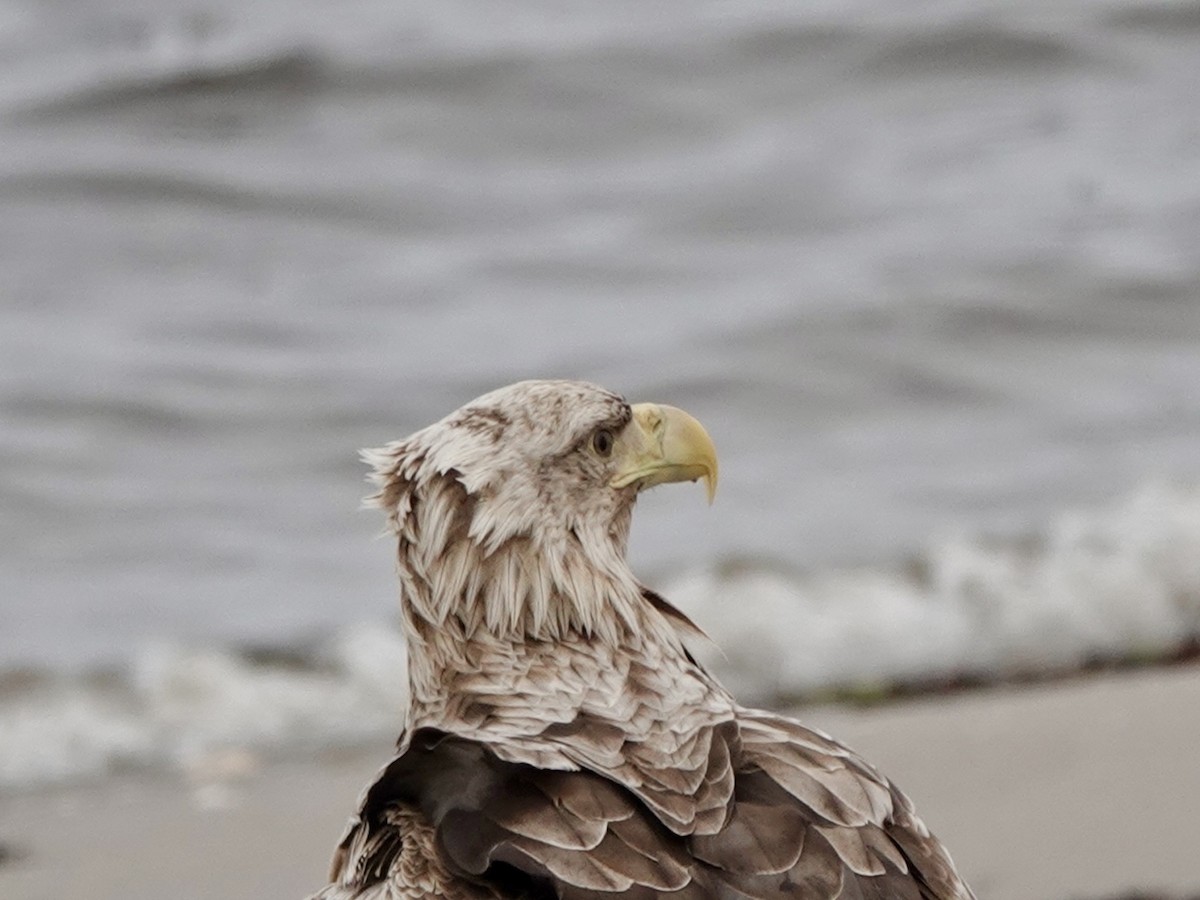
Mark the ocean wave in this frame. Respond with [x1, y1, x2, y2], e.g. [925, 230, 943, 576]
[1106, 1, 1200, 35]
[853, 25, 1097, 79]
[0, 37, 326, 121]
[3, 482, 1200, 792]
[675, 482, 1200, 700]
[0, 626, 409, 792]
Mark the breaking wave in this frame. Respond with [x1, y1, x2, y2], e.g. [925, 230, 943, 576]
[3, 482, 1200, 792]
[674, 482, 1200, 701]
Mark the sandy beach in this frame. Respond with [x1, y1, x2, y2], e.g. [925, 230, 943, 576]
[1, 666, 1197, 900]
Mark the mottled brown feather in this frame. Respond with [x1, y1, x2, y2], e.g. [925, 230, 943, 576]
[317, 718, 972, 900]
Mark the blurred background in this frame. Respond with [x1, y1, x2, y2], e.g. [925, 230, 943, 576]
[2, 0, 1200, 898]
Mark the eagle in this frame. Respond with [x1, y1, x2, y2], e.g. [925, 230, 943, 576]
[310, 380, 975, 900]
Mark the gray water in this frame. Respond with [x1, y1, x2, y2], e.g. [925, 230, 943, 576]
[5, 0, 1200, 672]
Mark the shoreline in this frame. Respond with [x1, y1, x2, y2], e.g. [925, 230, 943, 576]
[2, 666, 1198, 900]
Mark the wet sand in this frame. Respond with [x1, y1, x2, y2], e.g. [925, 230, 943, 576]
[1, 667, 1197, 900]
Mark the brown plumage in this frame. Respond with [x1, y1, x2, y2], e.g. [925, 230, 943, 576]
[309, 380, 975, 900]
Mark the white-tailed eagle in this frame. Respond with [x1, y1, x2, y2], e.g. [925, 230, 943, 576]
[310, 380, 975, 900]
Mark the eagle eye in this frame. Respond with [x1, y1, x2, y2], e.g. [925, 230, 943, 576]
[590, 428, 615, 458]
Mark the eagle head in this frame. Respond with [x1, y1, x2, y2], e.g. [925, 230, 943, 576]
[363, 380, 717, 641]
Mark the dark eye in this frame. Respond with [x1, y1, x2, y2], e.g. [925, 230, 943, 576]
[591, 428, 615, 457]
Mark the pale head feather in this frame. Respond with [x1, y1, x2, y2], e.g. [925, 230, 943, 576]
[363, 381, 679, 656]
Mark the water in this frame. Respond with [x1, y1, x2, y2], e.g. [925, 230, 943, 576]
[3, 0, 1200, 787]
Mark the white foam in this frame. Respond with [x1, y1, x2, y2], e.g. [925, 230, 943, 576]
[3, 483, 1200, 791]
[673, 482, 1200, 701]
[0, 624, 409, 791]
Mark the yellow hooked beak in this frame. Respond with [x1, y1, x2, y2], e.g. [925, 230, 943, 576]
[609, 403, 718, 503]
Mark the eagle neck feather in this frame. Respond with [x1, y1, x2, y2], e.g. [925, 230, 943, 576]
[366, 442, 707, 730]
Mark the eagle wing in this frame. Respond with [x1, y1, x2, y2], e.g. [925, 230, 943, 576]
[314, 716, 973, 900]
